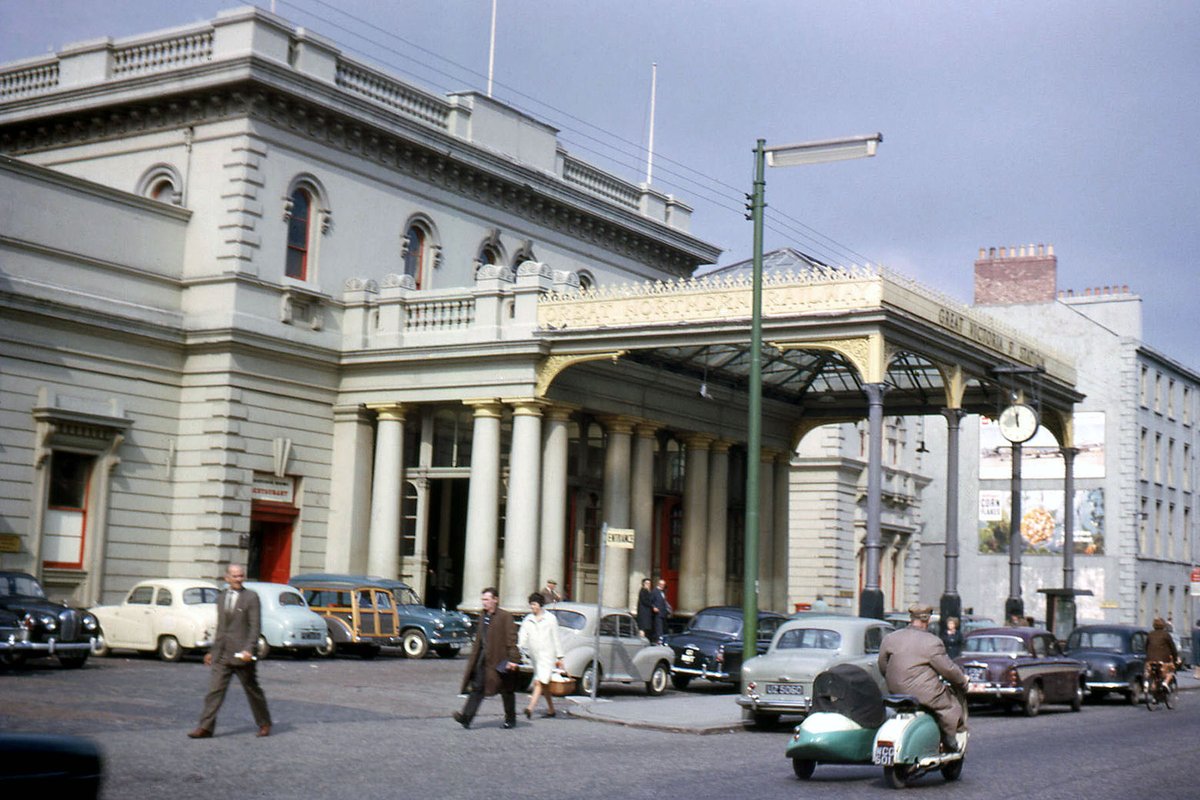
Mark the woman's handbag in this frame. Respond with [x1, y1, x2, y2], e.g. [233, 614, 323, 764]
[548, 670, 576, 696]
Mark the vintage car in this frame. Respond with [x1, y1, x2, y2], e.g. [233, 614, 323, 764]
[1065, 623, 1148, 703]
[738, 615, 894, 727]
[524, 602, 674, 695]
[955, 626, 1086, 716]
[290, 574, 403, 657]
[242, 581, 328, 659]
[354, 576, 473, 658]
[0, 571, 97, 669]
[90, 578, 219, 661]
[664, 606, 787, 690]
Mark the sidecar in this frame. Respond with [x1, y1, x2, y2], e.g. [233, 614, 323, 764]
[785, 663, 886, 779]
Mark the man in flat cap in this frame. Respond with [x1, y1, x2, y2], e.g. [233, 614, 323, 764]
[877, 604, 970, 752]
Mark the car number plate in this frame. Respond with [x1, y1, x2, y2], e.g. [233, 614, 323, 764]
[301, 631, 322, 640]
[966, 666, 987, 681]
[680, 649, 696, 665]
[873, 743, 895, 766]
[765, 683, 804, 696]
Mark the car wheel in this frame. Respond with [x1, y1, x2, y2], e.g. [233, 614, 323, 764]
[0, 652, 27, 669]
[1126, 678, 1142, 705]
[157, 635, 182, 663]
[434, 646, 460, 659]
[885, 764, 915, 789]
[645, 662, 669, 696]
[359, 644, 381, 660]
[670, 673, 693, 691]
[792, 759, 816, 780]
[90, 631, 110, 658]
[1022, 683, 1042, 717]
[316, 633, 336, 658]
[941, 756, 965, 782]
[255, 635, 271, 661]
[401, 629, 429, 659]
[579, 662, 601, 695]
[58, 653, 88, 669]
[1070, 680, 1084, 712]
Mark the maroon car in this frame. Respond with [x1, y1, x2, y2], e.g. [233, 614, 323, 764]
[955, 627, 1086, 716]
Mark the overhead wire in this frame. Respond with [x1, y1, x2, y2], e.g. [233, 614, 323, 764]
[273, 0, 877, 267]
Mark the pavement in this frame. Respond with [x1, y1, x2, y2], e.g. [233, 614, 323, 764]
[567, 669, 1200, 734]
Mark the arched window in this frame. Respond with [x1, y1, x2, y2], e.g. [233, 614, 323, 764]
[285, 187, 312, 280]
[403, 224, 427, 289]
[577, 270, 595, 292]
[478, 243, 502, 268]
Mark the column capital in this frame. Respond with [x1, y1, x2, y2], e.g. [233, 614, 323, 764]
[940, 407, 967, 425]
[634, 420, 663, 438]
[366, 402, 406, 422]
[463, 399, 504, 418]
[862, 382, 891, 404]
[710, 438, 733, 454]
[597, 414, 639, 435]
[761, 446, 783, 462]
[332, 403, 373, 423]
[542, 402, 580, 422]
[681, 432, 715, 449]
[502, 398, 546, 417]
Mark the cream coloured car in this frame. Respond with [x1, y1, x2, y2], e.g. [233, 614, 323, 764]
[90, 579, 219, 661]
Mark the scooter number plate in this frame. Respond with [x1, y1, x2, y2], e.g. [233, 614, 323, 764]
[873, 743, 895, 766]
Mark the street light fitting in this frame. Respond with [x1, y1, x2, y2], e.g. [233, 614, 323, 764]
[765, 133, 882, 168]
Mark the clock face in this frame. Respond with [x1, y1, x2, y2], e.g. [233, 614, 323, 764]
[998, 403, 1039, 443]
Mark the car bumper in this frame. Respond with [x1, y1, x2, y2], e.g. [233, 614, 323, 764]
[966, 683, 1023, 698]
[3, 637, 95, 655]
[736, 694, 812, 715]
[671, 664, 733, 681]
[1085, 680, 1133, 692]
[429, 631, 469, 647]
[279, 633, 325, 649]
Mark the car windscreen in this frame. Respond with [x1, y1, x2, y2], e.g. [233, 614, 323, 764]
[0, 575, 46, 598]
[1067, 630, 1123, 651]
[689, 613, 740, 635]
[183, 587, 219, 605]
[963, 635, 1025, 655]
[776, 628, 842, 651]
[552, 610, 586, 631]
[394, 587, 422, 605]
[278, 591, 306, 607]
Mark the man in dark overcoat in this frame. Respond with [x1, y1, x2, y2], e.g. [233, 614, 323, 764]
[189, 563, 272, 738]
[650, 578, 671, 643]
[636, 578, 654, 639]
[877, 603, 969, 752]
[455, 586, 520, 729]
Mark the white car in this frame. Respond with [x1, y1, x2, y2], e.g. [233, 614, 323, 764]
[90, 579, 219, 661]
[738, 615, 895, 727]
[243, 581, 328, 659]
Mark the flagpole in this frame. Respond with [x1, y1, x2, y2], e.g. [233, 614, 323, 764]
[487, 0, 498, 97]
[645, 62, 657, 184]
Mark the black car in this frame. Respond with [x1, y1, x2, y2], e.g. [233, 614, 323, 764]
[663, 606, 787, 690]
[1065, 623, 1149, 704]
[0, 572, 97, 669]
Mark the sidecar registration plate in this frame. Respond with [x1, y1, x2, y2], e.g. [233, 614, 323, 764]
[873, 743, 895, 766]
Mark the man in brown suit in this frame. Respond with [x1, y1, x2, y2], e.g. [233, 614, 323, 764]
[877, 603, 969, 752]
[188, 564, 272, 738]
[454, 586, 520, 729]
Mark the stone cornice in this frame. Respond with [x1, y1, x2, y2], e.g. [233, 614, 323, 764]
[0, 59, 718, 275]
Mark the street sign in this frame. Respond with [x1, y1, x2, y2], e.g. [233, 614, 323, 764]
[1191, 567, 1200, 596]
[605, 528, 635, 549]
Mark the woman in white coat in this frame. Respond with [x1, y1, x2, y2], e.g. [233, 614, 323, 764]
[518, 591, 565, 719]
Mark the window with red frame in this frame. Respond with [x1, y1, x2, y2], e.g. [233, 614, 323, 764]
[403, 225, 426, 289]
[43, 451, 94, 569]
[286, 188, 312, 279]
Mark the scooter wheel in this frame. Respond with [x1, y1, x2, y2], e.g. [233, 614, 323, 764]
[941, 758, 964, 782]
[885, 764, 915, 789]
[792, 759, 816, 780]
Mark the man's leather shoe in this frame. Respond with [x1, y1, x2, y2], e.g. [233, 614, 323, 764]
[187, 728, 212, 739]
[453, 712, 470, 729]
[257, 725, 271, 738]
[502, 720, 516, 729]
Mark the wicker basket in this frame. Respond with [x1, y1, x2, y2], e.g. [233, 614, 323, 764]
[548, 676, 576, 696]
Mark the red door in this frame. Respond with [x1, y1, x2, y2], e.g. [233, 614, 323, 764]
[250, 502, 297, 584]
[655, 495, 682, 609]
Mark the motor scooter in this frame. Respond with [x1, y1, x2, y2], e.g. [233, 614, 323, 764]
[785, 664, 967, 788]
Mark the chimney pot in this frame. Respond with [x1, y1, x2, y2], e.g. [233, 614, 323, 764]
[989, 247, 996, 258]
[1047, 244, 1054, 256]
[979, 248, 986, 259]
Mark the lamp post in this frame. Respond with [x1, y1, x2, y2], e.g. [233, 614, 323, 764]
[743, 133, 882, 654]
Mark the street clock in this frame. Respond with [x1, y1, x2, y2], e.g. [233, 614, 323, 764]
[998, 403, 1039, 443]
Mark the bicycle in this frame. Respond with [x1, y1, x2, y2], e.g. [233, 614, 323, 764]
[1142, 661, 1178, 710]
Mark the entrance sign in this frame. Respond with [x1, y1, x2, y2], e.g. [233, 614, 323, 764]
[252, 473, 294, 505]
[605, 528, 635, 549]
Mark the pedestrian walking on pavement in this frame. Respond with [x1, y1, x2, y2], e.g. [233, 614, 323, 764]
[636, 578, 654, 639]
[519, 592, 565, 719]
[455, 587, 521, 729]
[650, 578, 671, 643]
[188, 563, 272, 739]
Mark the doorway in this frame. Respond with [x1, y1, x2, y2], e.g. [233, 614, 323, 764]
[248, 504, 296, 584]
[654, 495, 682, 609]
[424, 477, 469, 609]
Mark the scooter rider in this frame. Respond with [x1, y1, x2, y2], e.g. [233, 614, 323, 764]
[878, 604, 970, 753]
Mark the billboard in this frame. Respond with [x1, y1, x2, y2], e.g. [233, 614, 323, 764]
[978, 488, 1105, 555]
[979, 411, 1105, 480]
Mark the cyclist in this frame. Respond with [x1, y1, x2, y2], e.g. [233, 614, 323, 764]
[1144, 617, 1181, 694]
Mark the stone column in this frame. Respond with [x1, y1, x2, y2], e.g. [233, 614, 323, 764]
[599, 416, 634, 609]
[679, 433, 712, 614]
[461, 401, 503, 611]
[705, 441, 731, 606]
[1062, 446, 1078, 590]
[773, 450, 791, 614]
[325, 404, 375, 573]
[757, 448, 776, 610]
[409, 477, 430, 597]
[502, 400, 544, 606]
[939, 408, 965, 622]
[860, 382, 889, 619]
[539, 405, 572, 595]
[630, 422, 659, 608]
[366, 404, 405, 579]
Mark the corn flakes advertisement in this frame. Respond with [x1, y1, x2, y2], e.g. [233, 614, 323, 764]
[978, 488, 1105, 555]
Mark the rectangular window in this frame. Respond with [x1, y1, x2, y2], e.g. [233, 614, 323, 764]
[1154, 434, 1163, 483]
[1168, 379, 1176, 419]
[43, 451, 94, 569]
[1155, 500, 1163, 557]
[1139, 498, 1149, 554]
[1155, 372, 1162, 412]
[1140, 366, 1149, 407]
[1185, 444, 1192, 492]
[1139, 428, 1148, 480]
[1184, 386, 1192, 426]
[1168, 503, 1176, 559]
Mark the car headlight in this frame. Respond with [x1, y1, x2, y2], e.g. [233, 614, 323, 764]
[39, 613, 58, 630]
[83, 614, 98, 631]
[435, 620, 445, 630]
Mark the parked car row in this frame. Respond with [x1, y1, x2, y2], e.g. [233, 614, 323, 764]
[0, 571, 98, 669]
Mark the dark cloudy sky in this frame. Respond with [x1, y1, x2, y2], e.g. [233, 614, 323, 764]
[3, 1, 1198, 369]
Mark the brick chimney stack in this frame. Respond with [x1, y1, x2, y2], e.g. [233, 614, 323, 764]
[973, 243, 1057, 305]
